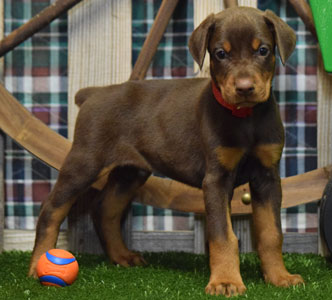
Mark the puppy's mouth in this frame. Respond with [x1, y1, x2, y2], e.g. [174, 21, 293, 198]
[218, 78, 271, 108]
[224, 94, 264, 108]
[234, 100, 258, 108]
[223, 91, 269, 108]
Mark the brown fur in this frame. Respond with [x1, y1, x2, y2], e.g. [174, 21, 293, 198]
[29, 7, 302, 297]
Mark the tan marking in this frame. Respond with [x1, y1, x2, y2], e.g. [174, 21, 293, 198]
[252, 202, 283, 273]
[207, 206, 245, 296]
[252, 71, 273, 103]
[218, 74, 235, 105]
[223, 41, 231, 53]
[42, 200, 75, 251]
[209, 237, 240, 280]
[93, 163, 116, 190]
[252, 38, 261, 51]
[252, 202, 303, 287]
[262, 71, 274, 99]
[263, 72, 273, 101]
[209, 206, 238, 272]
[29, 199, 75, 276]
[215, 146, 245, 171]
[254, 144, 283, 168]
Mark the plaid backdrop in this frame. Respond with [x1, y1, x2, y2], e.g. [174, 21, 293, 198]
[3, 0, 318, 233]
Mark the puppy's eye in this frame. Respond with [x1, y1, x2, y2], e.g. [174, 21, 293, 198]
[215, 49, 227, 60]
[258, 46, 269, 56]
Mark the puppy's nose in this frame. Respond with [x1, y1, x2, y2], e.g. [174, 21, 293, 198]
[235, 78, 255, 96]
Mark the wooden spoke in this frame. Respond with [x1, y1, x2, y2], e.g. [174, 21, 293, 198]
[0, 0, 83, 57]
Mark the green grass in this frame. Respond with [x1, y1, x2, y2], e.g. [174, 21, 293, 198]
[0, 251, 332, 300]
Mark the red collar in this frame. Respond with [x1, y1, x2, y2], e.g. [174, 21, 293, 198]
[211, 81, 253, 118]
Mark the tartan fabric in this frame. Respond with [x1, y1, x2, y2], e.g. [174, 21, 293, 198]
[4, 0, 67, 229]
[3, 0, 318, 233]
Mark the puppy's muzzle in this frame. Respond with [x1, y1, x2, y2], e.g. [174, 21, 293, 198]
[235, 77, 255, 97]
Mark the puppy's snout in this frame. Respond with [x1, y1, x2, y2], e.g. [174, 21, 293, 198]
[235, 78, 255, 96]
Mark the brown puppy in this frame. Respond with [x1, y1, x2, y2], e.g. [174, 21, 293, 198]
[29, 7, 303, 297]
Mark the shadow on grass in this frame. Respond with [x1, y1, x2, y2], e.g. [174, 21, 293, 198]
[142, 251, 265, 286]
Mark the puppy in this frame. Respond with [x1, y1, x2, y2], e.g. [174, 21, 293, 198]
[29, 7, 303, 297]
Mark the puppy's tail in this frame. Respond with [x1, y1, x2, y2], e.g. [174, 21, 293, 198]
[75, 87, 98, 107]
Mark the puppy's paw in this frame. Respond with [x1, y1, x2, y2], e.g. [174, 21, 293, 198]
[112, 251, 147, 267]
[205, 281, 246, 297]
[27, 268, 38, 278]
[27, 257, 40, 278]
[264, 272, 304, 287]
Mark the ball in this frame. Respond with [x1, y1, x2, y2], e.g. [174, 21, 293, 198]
[241, 192, 252, 205]
[36, 249, 79, 287]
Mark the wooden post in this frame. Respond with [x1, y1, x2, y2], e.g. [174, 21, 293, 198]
[67, 0, 132, 254]
[68, 0, 132, 140]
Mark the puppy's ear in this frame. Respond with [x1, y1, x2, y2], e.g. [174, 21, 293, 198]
[264, 9, 296, 65]
[188, 14, 215, 69]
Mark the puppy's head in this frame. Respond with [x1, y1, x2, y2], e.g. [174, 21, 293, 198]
[189, 7, 296, 108]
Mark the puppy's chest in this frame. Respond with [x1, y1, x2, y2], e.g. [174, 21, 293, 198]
[214, 117, 284, 171]
[215, 143, 283, 172]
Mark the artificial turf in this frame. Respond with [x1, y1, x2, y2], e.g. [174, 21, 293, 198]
[0, 251, 331, 300]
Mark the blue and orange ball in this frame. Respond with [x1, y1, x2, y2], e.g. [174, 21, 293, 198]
[36, 249, 79, 287]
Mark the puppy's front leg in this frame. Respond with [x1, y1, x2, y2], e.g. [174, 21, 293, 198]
[250, 163, 304, 287]
[203, 169, 246, 297]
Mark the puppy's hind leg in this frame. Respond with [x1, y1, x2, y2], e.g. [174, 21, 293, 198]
[99, 165, 151, 267]
[28, 149, 104, 277]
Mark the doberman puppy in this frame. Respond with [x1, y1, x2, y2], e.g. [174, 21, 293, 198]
[29, 7, 304, 297]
